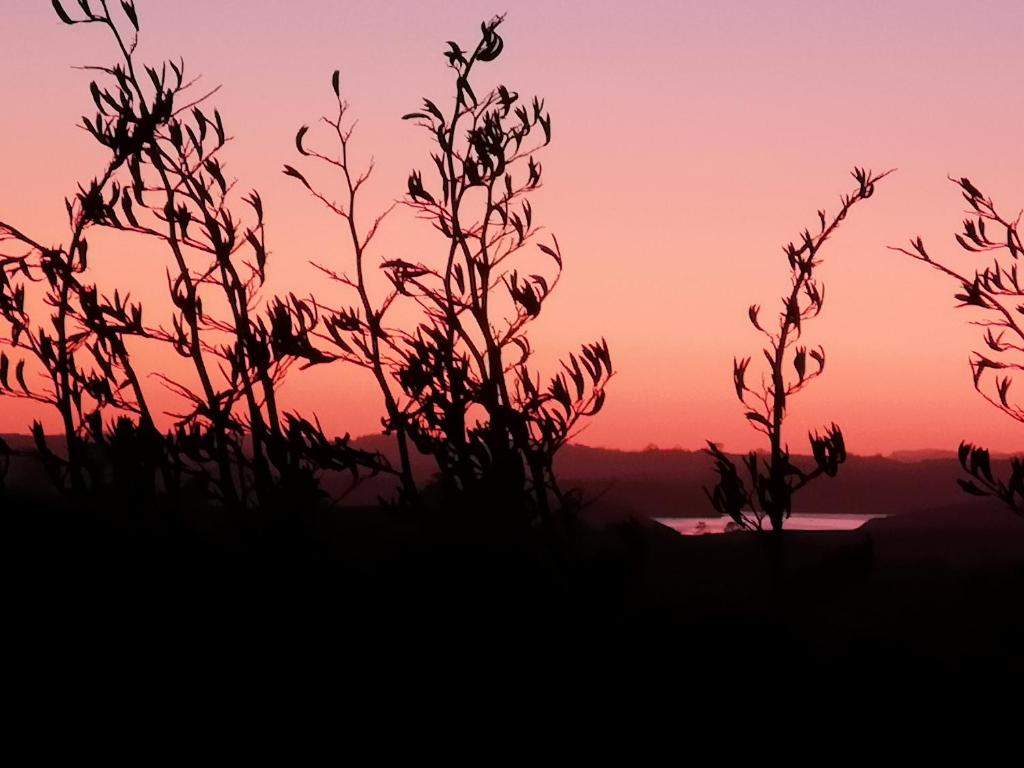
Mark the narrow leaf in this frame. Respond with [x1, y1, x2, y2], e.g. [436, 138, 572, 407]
[52, 0, 76, 25]
[120, 0, 139, 31]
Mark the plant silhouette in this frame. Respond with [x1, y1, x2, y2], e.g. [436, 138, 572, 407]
[0, 0, 388, 518]
[286, 72, 419, 503]
[705, 168, 892, 531]
[0, 1, 170, 503]
[0, 4, 612, 540]
[892, 176, 1024, 514]
[287, 16, 613, 531]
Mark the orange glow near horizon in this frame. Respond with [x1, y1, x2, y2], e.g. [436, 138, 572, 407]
[1, 0, 1022, 454]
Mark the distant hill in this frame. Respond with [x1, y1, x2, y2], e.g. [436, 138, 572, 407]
[344, 435, 1003, 523]
[556, 445, 1002, 522]
[886, 449, 956, 462]
[2, 432, 1007, 523]
[886, 448, 1015, 462]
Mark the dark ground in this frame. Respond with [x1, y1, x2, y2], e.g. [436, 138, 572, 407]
[4, 490, 1022, 690]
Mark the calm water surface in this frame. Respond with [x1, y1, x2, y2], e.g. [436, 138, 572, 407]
[657, 514, 885, 535]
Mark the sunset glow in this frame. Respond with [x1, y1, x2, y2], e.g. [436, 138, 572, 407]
[2, 0, 1022, 454]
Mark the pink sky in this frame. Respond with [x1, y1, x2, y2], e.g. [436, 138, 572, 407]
[1, 0, 1022, 454]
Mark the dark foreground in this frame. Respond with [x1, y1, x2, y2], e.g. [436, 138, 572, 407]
[4, 496, 1023, 690]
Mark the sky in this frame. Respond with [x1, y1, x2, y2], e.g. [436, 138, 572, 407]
[0, 0, 1022, 454]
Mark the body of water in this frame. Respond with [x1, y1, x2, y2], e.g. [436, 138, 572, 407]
[656, 514, 885, 535]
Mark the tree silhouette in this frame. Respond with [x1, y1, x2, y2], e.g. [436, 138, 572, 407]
[287, 16, 613, 529]
[1, 5, 610, 532]
[0, 0, 387, 513]
[706, 168, 892, 531]
[396, 16, 613, 528]
[892, 176, 1024, 514]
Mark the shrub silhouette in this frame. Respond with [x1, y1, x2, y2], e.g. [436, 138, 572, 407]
[0, 2, 170, 501]
[287, 16, 613, 530]
[285, 72, 419, 503]
[893, 176, 1024, 514]
[0, 0, 387, 515]
[0, 5, 610, 535]
[705, 168, 892, 531]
